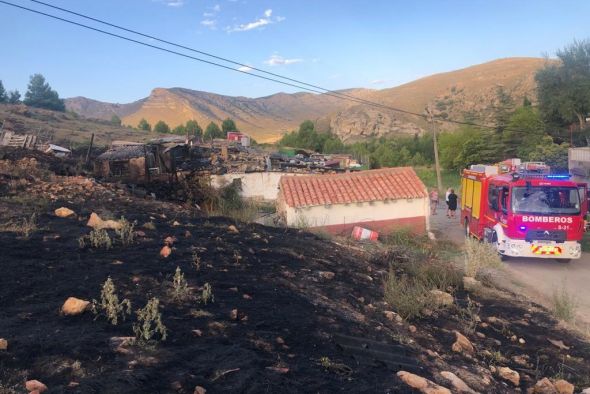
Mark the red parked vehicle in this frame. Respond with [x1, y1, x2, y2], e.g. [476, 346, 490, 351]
[461, 162, 587, 261]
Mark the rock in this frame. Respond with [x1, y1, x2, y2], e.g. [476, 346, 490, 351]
[532, 378, 557, 394]
[440, 371, 476, 393]
[54, 207, 75, 218]
[581, 388, 590, 394]
[227, 225, 239, 233]
[160, 245, 172, 258]
[408, 325, 417, 333]
[318, 271, 335, 280]
[230, 309, 238, 320]
[498, 366, 520, 386]
[194, 386, 207, 394]
[547, 338, 570, 350]
[476, 332, 486, 339]
[463, 276, 482, 291]
[519, 338, 526, 344]
[61, 297, 90, 316]
[0, 338, 7, 350]
[164, 236, 177, 246]
[172, 220, 181, 226]
[397, 371, 451, 394]
[192, 329, 203, 337]
[25, 380, 48, 393]
[87, 212, 122, 230]
[185, 230, 192, 238]
[554, 379, 574, 394]
[451, 331, 474, 355]
[384, 311, 396, 321]
[430, 289, 454, 306]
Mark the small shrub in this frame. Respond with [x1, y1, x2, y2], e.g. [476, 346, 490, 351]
[458, 296, 481, 334]
[200, 283, 214, 305]
[133, 297, 167, 344]
[410, 261, 463, 292]
[115, 217, 136, 246]
[464, 238, 503, 278]
[142, 221, 156, 230]
[92, 277, 132, 325]
[88, 228, 112, 250]
[192, 251, 201, 271]
[383, 270, 433, 320]
[171, 266, 190, 302]
[552, 283, 577, 322]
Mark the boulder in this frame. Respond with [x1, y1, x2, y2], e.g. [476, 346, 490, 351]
[318, 271, 335, 280]
[451, 331, 474, 355]
[0, 338, 7, 350]
[87, 212, 122, 230]
[25, 380, 48, 393]
[61, 297, 90, 316]
[440, 371, 476, 393]
[397, 371, 451, 394]
[532, 378, 557, 394]
[194, 386, 207, 394]
[554, 380, 574, 394]
[430, 290, 454, 306]
[498, 367, 520, 386]
[54, 207, 75, 218]
[227, 225, 239, 233]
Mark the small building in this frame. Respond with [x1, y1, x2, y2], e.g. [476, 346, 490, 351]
[277, 167, 429, 235]
[94, 145, 150, 181]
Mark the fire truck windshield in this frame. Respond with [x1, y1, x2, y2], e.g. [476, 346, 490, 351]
[511, 186, 580, 215]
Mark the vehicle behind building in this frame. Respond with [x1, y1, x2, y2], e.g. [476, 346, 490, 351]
[461, 161, 587, 261]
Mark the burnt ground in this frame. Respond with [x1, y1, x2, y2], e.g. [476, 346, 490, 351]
[1, 154, 590, 393]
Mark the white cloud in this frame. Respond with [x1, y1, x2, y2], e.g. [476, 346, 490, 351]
[213, 4, 221, 12]
[237, 65, 252, 72]
[227, 9, 285, 32]
[264, 54, 302, 66]
[155, 0, 185, 7]
[201, 19, 217, 29]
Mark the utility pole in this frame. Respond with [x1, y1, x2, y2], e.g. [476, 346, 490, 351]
[425, 105, 443, 193]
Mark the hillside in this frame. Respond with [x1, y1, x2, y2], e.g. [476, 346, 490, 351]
[65, 57, 550, 143]
[1, 151, 589, 393]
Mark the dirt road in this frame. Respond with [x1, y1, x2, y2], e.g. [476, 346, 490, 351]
[429, 205, 590, 325]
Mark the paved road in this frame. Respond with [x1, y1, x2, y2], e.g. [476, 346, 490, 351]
[429, 205, 590, 325]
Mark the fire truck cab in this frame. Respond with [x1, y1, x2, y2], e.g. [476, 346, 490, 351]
[461, 163, 587, 260]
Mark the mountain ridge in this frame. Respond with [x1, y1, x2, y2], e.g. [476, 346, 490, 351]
[65, 57, 550, 143]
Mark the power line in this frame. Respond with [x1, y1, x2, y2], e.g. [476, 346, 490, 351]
[2, 0, 522, 133]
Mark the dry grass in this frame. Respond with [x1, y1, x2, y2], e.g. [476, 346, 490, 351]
[464, 238, 503, 278]
[115, 217, 136, 246]
[87, 229, 113, 250]
[383, 271, 435, 320]
[170, 266, 191, 302]
[552, 283, 578, 323]
[200, 283, 214, 305]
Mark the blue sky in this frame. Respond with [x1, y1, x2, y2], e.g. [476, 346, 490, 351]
[1, 0, 589, 103]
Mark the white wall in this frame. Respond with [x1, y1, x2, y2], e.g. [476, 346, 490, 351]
[280, 197, 429, 229]
[211, 172, 300, 201]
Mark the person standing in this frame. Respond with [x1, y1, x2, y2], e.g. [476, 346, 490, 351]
[429, 189, 439, 215]
[448, 189, 458, 218]
[445, 187, 452, 217]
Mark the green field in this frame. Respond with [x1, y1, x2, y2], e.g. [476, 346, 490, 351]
[414, 166, 461, 192]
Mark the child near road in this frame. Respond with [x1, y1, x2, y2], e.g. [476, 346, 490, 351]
[429, 189, 439, 215]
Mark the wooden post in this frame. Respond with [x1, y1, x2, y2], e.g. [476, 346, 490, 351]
[85, 133, 94, 165]
[425, 105, 443, 193]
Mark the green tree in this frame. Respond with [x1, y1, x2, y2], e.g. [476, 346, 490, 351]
[455, 131, 503, 170]
[154, 120, 170, 134]
[111, 114, 122, 126]
[493, 86, 515, 134]
[173, 124, 186, 135]
[7, 90, 21, 104]
[0, 81, 6, 103]
[221, 118, 237, 135]
[23, 74, 65, 111]
[323, 137, 345, 153]
[502, 106, 545, 159]
[204, 121, 223, 140]
[528, 135, 569, 170]
[138, 118, 151, 132]
[185, 120, 203, 137]
[536, 39, 590, 130]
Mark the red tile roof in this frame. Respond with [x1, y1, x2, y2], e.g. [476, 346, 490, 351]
[280, 167, 428, 208]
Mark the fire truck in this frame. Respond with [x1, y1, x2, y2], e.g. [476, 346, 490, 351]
[461, 161, 587, 261]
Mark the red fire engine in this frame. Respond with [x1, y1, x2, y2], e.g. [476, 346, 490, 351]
[461, 162, 587, 261]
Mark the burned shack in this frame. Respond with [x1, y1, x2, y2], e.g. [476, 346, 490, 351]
[95, 144, 151, 181]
